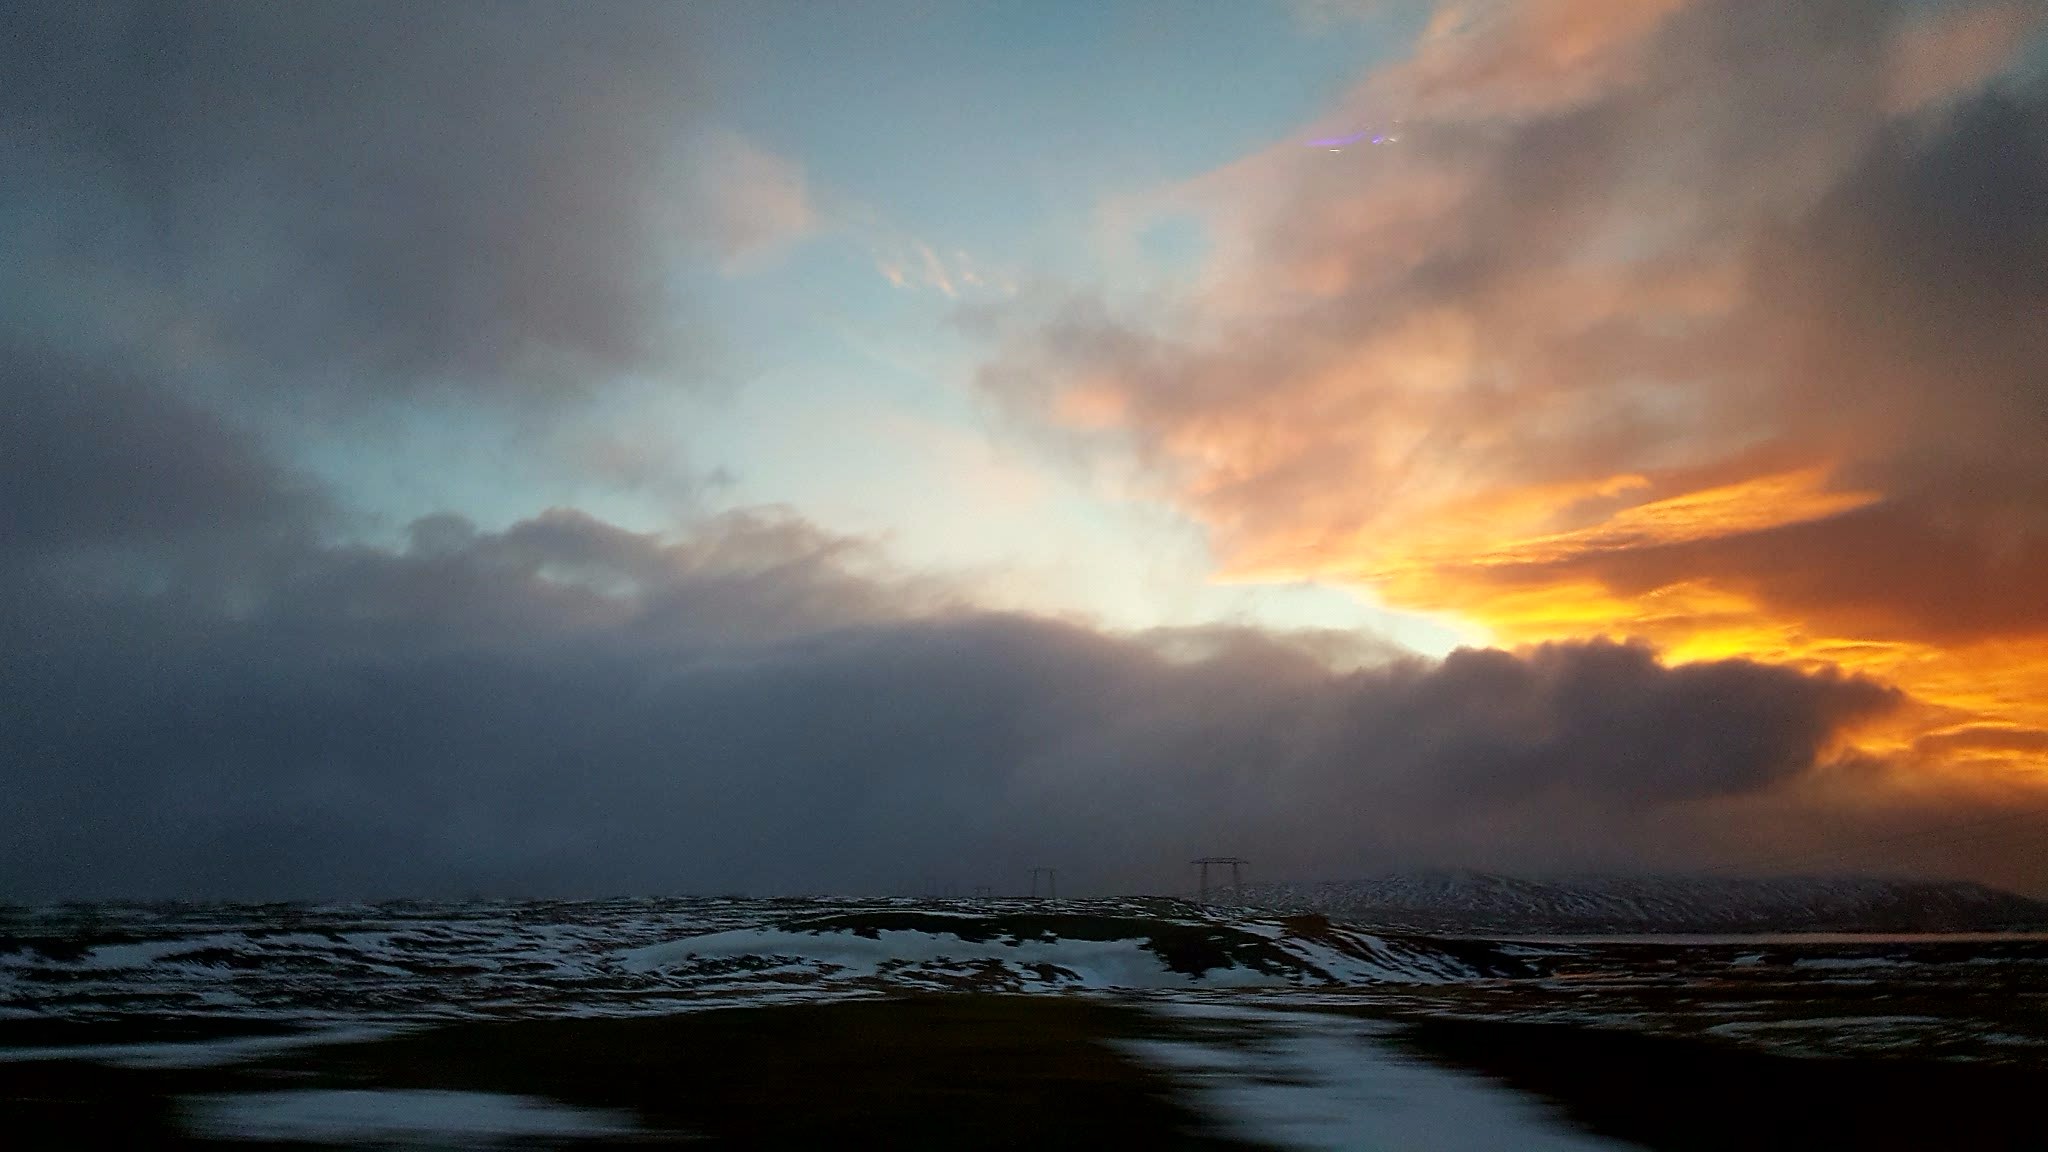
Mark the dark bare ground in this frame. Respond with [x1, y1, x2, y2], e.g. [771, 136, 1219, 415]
[1390, 1015, 2048, 1152]
[0, 996, 1266, 1149]
[9, 993, 2048, 1150]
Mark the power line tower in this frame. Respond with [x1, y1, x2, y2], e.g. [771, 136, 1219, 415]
[1028, 867, 1058, 900]
[1192, 857, 1248, 905]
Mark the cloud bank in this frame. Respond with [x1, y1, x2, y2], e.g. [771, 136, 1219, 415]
[4, 492, 1923, 900]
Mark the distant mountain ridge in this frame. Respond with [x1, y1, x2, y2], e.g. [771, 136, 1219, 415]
[1238, 871, 2048, 934]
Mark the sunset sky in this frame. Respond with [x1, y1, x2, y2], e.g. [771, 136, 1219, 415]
[5, 0, 2045, 899]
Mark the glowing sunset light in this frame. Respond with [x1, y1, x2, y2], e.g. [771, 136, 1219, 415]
[980, 0, 2048, 885]
[5, 0, 2046, 900]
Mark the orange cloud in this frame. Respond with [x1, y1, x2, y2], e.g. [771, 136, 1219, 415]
[985, 1, 2048, 817]
[1373, 0, 1692, 124]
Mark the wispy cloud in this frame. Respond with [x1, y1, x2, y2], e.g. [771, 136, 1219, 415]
[874, 239, 1016, 298]
[689, 129, 820, 275]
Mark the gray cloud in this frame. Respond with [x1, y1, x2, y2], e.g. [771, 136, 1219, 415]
[0, 340, 326, 582]
[3, 1, 709, 400]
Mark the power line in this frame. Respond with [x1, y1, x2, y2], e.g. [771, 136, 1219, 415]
[1192, 857, 1248, 904]
[1028, 866, 1057, 900]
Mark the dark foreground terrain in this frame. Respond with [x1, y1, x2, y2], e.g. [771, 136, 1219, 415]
[4, 998, 1251, 1149]
[5, 898, 2046, 1148]
[7, 996, 2048, 1149]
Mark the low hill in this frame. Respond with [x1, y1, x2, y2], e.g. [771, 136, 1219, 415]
[1237, 871, 2048, 934]
[617, 904, 1539, 991]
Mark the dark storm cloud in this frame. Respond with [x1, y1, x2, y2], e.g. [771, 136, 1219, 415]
[0, 505, 1905, 901]
[2, 0, 704, 398]
[0, 341, 322, 561]
[1438, 79, 2048, 647]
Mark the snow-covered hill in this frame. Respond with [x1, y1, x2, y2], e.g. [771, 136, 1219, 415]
[0, 898, 1539, 1027]
[1239, 871, 2048, 933]
[617, 907, 1534, 992]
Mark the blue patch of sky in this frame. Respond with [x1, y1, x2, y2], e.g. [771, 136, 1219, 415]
[698, 0, 1406, 264]
[662, 1, 1462, 646]
[289, 1, 1462, 650]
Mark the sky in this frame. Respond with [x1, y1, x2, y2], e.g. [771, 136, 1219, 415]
[4, 0, 2046, 900]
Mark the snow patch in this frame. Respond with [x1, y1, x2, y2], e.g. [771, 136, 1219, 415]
[180, 1089, 648, 1145]
[0, 1025, 400, 1069]
[1123, 1003, 1631, 1151]
[618, 927, 1274, 989]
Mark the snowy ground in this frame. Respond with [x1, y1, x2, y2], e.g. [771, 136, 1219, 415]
[6, 897, 2046, 1059]
[1121, 1002, 1634, 1151]
[0, 898, 1520, 1029]
[6, 898, 2048, 1147]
